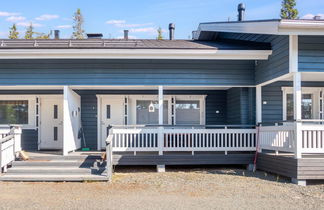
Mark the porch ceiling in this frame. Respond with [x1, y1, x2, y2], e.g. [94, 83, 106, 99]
[0, 85, 235, 90]
[281, 73, 324, 82]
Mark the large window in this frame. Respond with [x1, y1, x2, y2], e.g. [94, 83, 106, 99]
[0, 100, 29, 124]
[176, 100, 200, 125]
[286, 94, 313, 120]
[136, 100, 168, 124]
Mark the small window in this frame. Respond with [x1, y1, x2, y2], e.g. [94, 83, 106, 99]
[136, 100, 168, 124]
[0, 100, 28, 124]
[54, 127, 58, 141]
[286, 94, 313, 120]
[176, 100, 200, 125]
[54, 105, 58, 119]
[106, 105, 111, 119]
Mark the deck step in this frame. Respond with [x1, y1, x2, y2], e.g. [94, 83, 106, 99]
[28, 155, 102, 161]
[6, 167, 105, 175]
[0, 174, 108, 182]
[12, 160, 106, 167]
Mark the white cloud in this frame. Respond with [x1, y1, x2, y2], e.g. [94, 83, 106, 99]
[56, 25, 72, 29]
[35, 14, 59, 21]
[17, 21, 43, 27]
[0, 11, 20, 17]
[302, 13, 324, 19]
[106, 19, 153, 28]
[6, 16, 26, 22]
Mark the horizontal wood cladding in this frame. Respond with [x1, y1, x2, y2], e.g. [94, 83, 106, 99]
[299, 36, 324, 72]
[0, 59, 255, 86]
[217, 33, 289, 85]
[113, 154, 254, 165]
[76, 90, 229, 150]
[257, 153, 297, 178]
[297, 158, 324, 180]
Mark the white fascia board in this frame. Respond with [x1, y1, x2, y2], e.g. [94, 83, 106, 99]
[0, 49, 272, 60]
[198, 21, 279, 35]
[197, 20, 324, 37]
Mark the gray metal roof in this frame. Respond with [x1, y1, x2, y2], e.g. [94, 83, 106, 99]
[0, 39, 270, 50]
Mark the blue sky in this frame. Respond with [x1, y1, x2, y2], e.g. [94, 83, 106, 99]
[0, 0, 323, 39]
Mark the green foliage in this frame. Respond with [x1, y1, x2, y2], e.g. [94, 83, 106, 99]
[280, 0, 299, 19]
[35, 32, 50, 39]
[157, 27, 163, 40]
[72, 8, 85, 39]
[9, 24, 19, 39]
[24, 23, 34, 39]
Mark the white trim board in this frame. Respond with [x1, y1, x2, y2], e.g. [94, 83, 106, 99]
[0, 49, 272, 60]
[196, 20, 324, 38]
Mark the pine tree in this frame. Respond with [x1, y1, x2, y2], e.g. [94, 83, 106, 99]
[72, 8, 85, 39]
[8, 24, 19, 39]
[280, 0, 299, 19]
[24, 23, 34, 39]
[157, 27, 163, 40]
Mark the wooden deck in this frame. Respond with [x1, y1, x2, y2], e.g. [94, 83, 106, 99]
[257, 152, 324, 182]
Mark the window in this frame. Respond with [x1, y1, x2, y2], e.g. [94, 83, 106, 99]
[176, 100, 200, 125]
[136, 100, 168, 124]
[286, 94, 313, 120]
[0, 100, 29, 124]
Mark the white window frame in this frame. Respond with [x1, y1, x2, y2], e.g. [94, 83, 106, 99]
[0, 95, 37, 129]
[174, 95, 206, 125]
[282, 87, 322, 120]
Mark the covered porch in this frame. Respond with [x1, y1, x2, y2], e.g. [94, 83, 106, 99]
[256, 72, 324, 185]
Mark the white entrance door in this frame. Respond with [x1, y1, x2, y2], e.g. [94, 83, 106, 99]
[100, 97, 124, 149]
[40, 97, 63, 150]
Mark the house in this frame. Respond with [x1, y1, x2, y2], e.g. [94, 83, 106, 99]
[1, 5, 324, 185]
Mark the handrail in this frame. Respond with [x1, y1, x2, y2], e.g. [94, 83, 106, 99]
[105, 134, 113, 181]
[0, 134, 14, 144]
[109, 124, 256, 129]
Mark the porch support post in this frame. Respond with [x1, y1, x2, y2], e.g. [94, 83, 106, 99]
[293, 72, 302, 158]
[256, 85, 262, 124]
[158, 86, 164, 155]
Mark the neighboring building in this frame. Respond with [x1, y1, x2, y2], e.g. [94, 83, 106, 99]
[1, 9, 324, 184]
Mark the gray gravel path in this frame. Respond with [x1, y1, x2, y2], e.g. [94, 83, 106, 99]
[0, 166, 323, 210]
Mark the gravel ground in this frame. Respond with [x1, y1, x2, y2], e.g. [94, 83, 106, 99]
[0, 166, 324, 210]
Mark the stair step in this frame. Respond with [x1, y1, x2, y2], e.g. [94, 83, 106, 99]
[6, 167, 106, 175]
[28, 155, 102, 161]
[12, 160, 107, 167]
[0, 174, 108, 182]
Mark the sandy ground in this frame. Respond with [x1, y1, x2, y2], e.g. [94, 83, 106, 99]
[0, 166, 324, 210]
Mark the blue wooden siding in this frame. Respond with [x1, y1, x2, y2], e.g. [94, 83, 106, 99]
[0, 59, 255, 86]
[76, 90, 229, 149]
[217, 33, 289, 84]
[262, 81, 324, 122]
[227, 87, 255, 125]
[299, 36, 324, 72]
[0, 90, 62, 150]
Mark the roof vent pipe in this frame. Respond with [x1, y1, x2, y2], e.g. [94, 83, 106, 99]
[54, 30, 60, 39]
[314, 15, 321, 20]
[238, 3, 245, 21]
[124, 30, 129, 40]
[169, 23, 175, 40]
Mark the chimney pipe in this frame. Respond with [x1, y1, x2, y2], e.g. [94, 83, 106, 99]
[54, 30, 60, 39]
[314, 15, 321, 20]
[169, 23, 175, 40]
[238, 3, 245, 21]
[124, 30, 129, 40]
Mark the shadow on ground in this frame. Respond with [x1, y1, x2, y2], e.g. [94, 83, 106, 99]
[113, 165, 291, 184]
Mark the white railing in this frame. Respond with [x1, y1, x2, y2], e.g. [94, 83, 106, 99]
[0, 126, 22, 173]
[259, 124, 295, 153]
[301, 124, 324, 153]
[110, 126, 256, 153]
